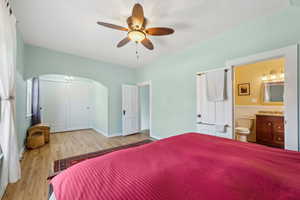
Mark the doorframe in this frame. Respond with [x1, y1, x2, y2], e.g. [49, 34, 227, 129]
[226, 45, 299, 151]
[39, 75, 103, 133]
[137, 81, 153, 138]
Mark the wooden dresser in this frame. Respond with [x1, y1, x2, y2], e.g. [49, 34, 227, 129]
[256, 115, 284, 149]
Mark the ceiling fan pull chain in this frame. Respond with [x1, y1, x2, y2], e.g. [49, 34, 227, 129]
[135, 42, 139, 62]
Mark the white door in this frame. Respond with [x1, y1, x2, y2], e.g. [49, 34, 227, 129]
[196, 69, 233, 139]
[122, 85, 139, 136]
[68, 81, 92, 131]
[40, 80, 68, 132]
[196, 74, 216, 136]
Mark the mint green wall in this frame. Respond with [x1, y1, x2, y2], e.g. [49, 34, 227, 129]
[137, 7, 300, 143]
[16, 31, 30, 151]
[24, 44, 136, 135]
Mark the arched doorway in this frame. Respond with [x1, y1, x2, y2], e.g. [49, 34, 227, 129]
[26, 74, 109, 136]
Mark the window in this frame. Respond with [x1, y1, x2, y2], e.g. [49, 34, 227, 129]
[26, 79, 33, 117]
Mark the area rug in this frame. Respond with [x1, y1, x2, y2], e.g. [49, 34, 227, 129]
[48, 139, 153, 180]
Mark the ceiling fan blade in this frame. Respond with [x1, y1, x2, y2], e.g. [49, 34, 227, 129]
[141, 38, 154, 50]
[131, 3, 144, 28]
[97, 22, 128, 31]
[117, 37, 131, 48]
[146, 27, 175, 36]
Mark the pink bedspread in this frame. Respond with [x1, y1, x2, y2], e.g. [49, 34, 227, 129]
[51, 133, 300, 200]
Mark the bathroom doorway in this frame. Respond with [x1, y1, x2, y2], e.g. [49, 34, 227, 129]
[139, 84, 150, 136]
[226, 45, 299, 151]
[137, 81, 152, 138]
[233, 58, 285, 148]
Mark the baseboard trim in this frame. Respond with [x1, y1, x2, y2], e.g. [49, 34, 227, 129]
[107, 133, 122, 138]
[150, 134, 163, 140]
[92, 128, 108, 137]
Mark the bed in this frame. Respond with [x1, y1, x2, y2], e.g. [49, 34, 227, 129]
[49, 133, 300, 200]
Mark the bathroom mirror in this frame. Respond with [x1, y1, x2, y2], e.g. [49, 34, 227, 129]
[263, 81, 284, 103]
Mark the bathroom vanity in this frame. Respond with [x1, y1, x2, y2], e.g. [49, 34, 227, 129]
[256, 114, 284, 149]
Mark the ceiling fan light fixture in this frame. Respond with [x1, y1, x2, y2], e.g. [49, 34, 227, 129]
[97, 3, 174, 50]
[128, 30, 146, 42]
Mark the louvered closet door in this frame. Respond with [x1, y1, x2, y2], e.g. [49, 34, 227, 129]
[196, 69, 233, 139]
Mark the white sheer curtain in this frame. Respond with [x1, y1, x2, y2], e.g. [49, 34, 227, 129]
[0, 0, 21, 196]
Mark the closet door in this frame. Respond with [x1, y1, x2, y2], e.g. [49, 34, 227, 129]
[68, 81, 92, 130]
[196, 69, 233, 139]
[196, 74, 216, 136]
[40, 80, 68, 132]
[215, 69, 233, 139]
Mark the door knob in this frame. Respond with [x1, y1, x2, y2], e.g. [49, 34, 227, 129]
[123, 110, 126, 115]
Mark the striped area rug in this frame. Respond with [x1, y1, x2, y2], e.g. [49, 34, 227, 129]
[48, 139, 153, 179]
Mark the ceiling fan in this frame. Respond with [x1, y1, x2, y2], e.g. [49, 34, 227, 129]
[97, 3, 175, 50]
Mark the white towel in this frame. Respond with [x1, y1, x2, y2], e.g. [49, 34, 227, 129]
[197, 75, 216, 125]
[205, 70, 226, 102]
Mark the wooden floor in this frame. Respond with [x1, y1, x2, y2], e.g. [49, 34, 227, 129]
[2, 129, 149, 200]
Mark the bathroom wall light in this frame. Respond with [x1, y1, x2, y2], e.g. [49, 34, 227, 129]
[261, 74, 268, 81]
[269, 70, 277, 81]
[279, 70, 284, 79]
[262, 70, 284, 82]
[270, 74, 277, 80]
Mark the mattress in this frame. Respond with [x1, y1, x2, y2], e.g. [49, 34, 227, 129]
[50, 133, 300, 200]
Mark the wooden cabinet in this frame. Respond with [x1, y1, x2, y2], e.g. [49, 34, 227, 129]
[256, 115, 284, 149]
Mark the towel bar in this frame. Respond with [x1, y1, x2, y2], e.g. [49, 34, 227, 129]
[197, 69, 228, 76]
[197, 122, 230, 127]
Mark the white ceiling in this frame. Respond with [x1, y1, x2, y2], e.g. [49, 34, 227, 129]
[14, 0, 290, 68]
